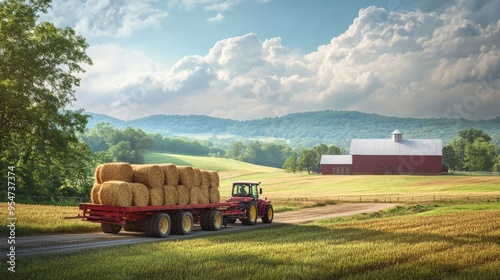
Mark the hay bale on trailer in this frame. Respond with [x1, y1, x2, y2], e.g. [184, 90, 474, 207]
[162, 184, 178, 206]
[132, 164, 164, 189]
[176, 185, 190, 205]
[129, 183, 149, 207]
[148, 187, 164, 206]
[209, 188, 220, 203]
[177, 166, 194, 187]
[189, 187, 202, 204]
[100, 163, 134, 183]
[99, 181, 132, 207]
[209, 171, 219, 189]
[193, 168, 202, 187]
[94, 164, 103, 184]
[201, 170, 211, 188]
[91, 184, 102, 204]
[160, 164, 179, 186]
[199, 185, 210, 204]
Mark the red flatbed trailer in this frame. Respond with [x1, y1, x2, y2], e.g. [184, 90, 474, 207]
[75, 181, 274, 238]
[77, 201, 248, 238]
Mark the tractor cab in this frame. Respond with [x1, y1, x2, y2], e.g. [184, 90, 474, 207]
[231, 181, 260, 200]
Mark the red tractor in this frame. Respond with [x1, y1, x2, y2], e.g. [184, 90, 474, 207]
[225, 181, 274, 225]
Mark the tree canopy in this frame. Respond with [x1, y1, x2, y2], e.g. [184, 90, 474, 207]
[0, 0, 92, 196]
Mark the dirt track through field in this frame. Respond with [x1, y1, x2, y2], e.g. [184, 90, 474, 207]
[9, 203, 395, 257]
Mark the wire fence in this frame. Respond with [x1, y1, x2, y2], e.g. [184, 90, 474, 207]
[279, 194, 500, 204]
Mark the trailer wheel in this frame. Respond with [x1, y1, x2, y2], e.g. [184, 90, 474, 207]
[201, 211, 223, 231]
[241, 202, 258, 225]
[101, 223, 122, 234]
[171, 212, 193, 235]
[262, 204, 274, 224]
[123, 221, 143, 232]
[144, 213, 171, 238]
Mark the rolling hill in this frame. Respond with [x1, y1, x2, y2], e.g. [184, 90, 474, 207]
[86, 110, 500, 147]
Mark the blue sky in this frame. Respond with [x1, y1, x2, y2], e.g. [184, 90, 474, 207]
[43, 0, 500, 121]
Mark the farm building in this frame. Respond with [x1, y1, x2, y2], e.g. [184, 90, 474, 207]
[321, 130, 442, 175]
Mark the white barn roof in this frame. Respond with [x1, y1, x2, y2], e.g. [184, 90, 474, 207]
[320, 155, 353, 165]
[350, 139, 442, 156]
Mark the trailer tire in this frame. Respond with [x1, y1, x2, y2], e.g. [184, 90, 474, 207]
[171, 212, 193, 235]
[201, 211, 223, 231]
[144, 213, 171, 238]
[262, 204, 274, 224]
[123, 221, 143, 232]
[101, 223, 122, 234]
[241, 202, 258, 225]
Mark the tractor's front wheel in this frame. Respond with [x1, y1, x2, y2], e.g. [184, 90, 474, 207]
[242, 202, 258, 225]
[262, 204, 274, 224]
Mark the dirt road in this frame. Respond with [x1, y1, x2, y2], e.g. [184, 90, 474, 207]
[11, 203, 395, 257]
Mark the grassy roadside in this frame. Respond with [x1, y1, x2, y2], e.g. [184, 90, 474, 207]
[5, 203, 500, 279]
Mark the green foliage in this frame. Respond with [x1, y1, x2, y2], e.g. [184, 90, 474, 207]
[444, 129, 498, 172]
[0, 0, 92, 196]
[282, 151, 298, 173]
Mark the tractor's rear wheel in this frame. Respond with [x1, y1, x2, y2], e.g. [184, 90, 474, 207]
[171, 212, 193, 235]
[262, 204, 274, 223]
[101, 223, 122, 234]
[241, 202, 258, 225]
[201, 211, 223, 231]
[144, 213, 171, 238]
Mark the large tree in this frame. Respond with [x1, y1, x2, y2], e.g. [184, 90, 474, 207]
[0, 0, 92, 196]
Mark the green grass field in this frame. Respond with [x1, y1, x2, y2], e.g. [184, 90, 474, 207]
[5, 204, 499, 279]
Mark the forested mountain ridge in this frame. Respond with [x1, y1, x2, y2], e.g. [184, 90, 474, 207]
[86, 110, 500, 147]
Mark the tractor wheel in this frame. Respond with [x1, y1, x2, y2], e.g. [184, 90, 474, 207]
[171, 212, 193, 235]
[144, 213, 171, 238]
[201, 211, 223, 231]
[101, 223, 122, 234]
[241, 202, 258, 225]
[262, 204, 274, 224]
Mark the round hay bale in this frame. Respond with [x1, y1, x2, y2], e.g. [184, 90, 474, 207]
[177, 166, 194, 187]
[148, 187, 164, 206]
[190, 187, 202, 204]
[176, 185, 190, 205]
[162, 184, 178, 206]
[91, 184, 102, 204]
[199, 185, 209, 204]
[209, 188, 220, 203]
[160, 164, 179, 186]
[201, 170, 211, 188]
[94, 164, 103, 184]
[128, 183, 149, 207]
[209, 171, 220, 189]
[193, 168, 202, 187]
[99, 181, 132, 207]
[132, 164, 164, 189]
[100, 163, 134, 183]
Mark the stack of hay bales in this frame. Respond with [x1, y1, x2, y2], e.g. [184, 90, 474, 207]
[91, 162, 220, 207]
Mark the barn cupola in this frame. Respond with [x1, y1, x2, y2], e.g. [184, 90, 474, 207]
[392, 129, 403, 143]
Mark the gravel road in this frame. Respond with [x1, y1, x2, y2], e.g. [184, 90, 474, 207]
[9, 203, 395, 257]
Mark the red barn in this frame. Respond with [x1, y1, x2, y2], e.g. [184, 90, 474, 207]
[321, 130, 442, 175]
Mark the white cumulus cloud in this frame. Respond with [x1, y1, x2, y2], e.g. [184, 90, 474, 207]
[75, 0, 500, 120]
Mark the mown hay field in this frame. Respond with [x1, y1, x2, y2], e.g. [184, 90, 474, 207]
[7, 204, 500, 279]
